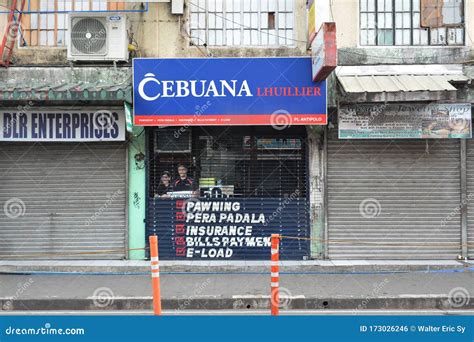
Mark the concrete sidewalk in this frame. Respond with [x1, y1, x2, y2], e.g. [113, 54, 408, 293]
[0, 259, 472, 274]
[1, 268, 473, 312]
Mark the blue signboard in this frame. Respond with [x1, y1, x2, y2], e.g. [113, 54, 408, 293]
[133, 57, 327, 126]
[147, 198, 310, 260]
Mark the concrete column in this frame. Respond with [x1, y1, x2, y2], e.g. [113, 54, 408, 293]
[306, 126, 325, 259]
[128, 126, 146, 260]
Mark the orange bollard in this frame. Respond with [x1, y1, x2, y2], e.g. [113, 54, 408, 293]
[270, 234, 280, 316]
[149, 235, 162, 315]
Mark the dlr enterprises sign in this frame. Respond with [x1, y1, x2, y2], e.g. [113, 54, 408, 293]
[0, 110, 126, 142]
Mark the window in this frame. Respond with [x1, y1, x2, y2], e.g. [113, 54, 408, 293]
[189, 0, 294, 46]
[20, 0, 125, 47]
[148, 126, 307, 199]
[360, 0, 464, 46]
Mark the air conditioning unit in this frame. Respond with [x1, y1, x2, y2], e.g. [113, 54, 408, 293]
[67, 13, 129, 62]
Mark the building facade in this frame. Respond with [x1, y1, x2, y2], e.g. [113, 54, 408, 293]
[0, 0, 473, 261]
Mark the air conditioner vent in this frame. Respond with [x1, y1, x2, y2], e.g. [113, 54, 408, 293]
[67, 13, 128, 62]
[71, 17, 107, 55]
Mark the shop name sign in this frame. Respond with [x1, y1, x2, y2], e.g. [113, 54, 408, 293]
[0, 110, 125, 142]
[339, 103, 472, 139]
[133, 57, 327, 126]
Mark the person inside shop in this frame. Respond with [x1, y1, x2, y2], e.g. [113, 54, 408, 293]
[173, 164, 198, 194]
[154, 171, 172, 198]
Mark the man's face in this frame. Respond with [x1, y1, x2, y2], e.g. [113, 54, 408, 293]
[161, 174, 170, 185]
[178, 166, 187, 178]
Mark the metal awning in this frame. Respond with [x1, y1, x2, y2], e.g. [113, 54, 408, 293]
[0, 66, 132, 104]
[336, 64, 469, 103]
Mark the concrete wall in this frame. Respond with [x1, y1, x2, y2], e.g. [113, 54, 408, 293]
[2, 0, 471, 65]
[0, 0, 310, 65]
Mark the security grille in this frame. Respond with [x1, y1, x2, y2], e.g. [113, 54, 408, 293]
[327, 128, 462, 259]
[0, 142, 126, 260]
[148, 126, 307, 199]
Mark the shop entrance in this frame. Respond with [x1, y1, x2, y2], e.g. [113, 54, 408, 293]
[146, 126, 310, 260]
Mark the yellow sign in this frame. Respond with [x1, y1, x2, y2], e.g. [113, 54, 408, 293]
[308, 1, 316, 43]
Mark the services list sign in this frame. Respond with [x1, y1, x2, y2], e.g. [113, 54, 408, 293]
[339, 103, 472, 139]
[0, 110, 126, 142]
[133, 57, 327, 126]
[148, 198, 310, 260]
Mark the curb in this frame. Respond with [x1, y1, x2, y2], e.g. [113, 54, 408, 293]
[1, 296, 473, 311]
[0, 263, 471, 274]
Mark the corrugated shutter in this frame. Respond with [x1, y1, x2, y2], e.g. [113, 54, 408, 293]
[466, 140, 474, 259]
[0, 142, 126, 259]
[327, 128, 461, 259]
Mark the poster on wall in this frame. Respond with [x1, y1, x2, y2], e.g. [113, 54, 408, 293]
[338, 103, 472, 139]
[147, 198, 310, 260]
[0, 109, 126, 142]
[133, 57, 327, 126]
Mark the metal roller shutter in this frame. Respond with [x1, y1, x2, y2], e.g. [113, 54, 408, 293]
[0, 142, 127, 259]
[466, 140, 474, 259]
[327, 129, 461, 259]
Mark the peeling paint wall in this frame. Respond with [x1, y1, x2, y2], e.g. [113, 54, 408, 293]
[1, 0, 471, 65]
[1, 0, 309, 65]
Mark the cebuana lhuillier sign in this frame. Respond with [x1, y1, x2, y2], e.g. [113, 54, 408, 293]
[133, 57, 327, 126]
